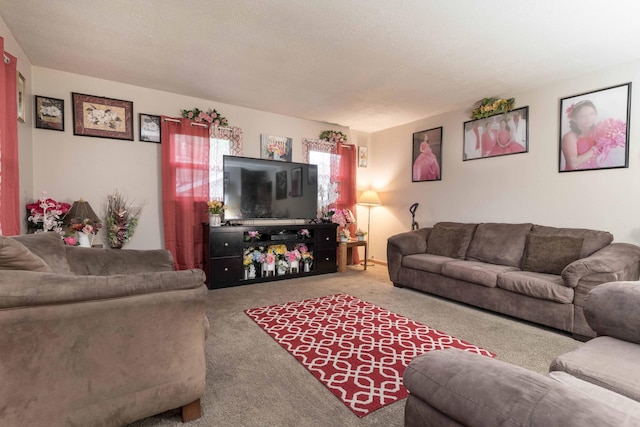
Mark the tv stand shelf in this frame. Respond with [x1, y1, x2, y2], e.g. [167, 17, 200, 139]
[203, 223, 338, 289]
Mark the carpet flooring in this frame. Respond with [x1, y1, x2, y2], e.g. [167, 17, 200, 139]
[129, 264, 581, 427]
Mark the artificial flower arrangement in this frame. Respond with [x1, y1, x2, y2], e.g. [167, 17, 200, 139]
[105, 191, 142, 249]
[26, 191, 71, 235]
[355, 229, 367, 237]
[298, 228, 311, 239]
[63, 236, 78, 246]
[329, 208, 356, 227]
[69, 217, 102, 235]
[339, 228, 351, 240]
[207, 199, 226, 215]
[320, 130, 348, 143]
[181, 108, 229, 126]
[471, 97, 515, 119]
[244, 230, 262, 241]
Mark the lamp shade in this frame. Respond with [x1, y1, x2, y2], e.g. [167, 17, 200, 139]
[62, 199, 101, 225]
[357, 190, 382, 206]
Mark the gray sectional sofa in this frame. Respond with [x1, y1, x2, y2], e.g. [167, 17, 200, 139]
[387, 222, 640, 338]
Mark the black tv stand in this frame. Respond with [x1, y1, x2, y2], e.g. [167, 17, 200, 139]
[203, 222, 338, 289]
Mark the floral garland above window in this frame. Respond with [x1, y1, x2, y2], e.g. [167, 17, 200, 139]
[471, 98, 515, 120]
[319, 130, 348, 143]
[181, 108, 229, 126]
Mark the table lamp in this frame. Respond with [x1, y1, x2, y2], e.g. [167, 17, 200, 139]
[357, 190, 382, 266]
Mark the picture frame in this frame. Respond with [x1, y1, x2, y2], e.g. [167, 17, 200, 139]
[72, 92, 134, 140]
[34, 95, 64, 131]
[261, 134, 292, 162]
[559, 83, 631, 172]
[139, 113, 161, 143]
[358, 146, 368, 167]
[291, 167, 302, 197]
[463, 106, 529, 161]
[275, 170, 288, 199]
[17, 73, 25, 123]
[412, 127, 443, 182]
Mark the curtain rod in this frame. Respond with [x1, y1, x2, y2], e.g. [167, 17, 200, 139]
[162, 117, 208, 128]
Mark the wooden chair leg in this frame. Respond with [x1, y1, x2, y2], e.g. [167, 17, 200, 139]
[181, 399, 202, 422]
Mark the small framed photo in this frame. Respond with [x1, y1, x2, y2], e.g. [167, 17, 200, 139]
[412, 127, 442, 182]
[17, 73, 25, 123]
[72, 92, 134, 140]
[261, 134, 292, 162]
[463, 106, 529, 161]
[559, 83, 631, 172]
[139, 113, 161, 143]
[276, 170, 287, 199]
[358, 146, 368, 167]
[34, 95, 64, 131]
[291, 167, 302, 197]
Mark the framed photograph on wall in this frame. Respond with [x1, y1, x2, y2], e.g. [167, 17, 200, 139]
[358, 146, 368, 167]
[559, 83, 631, 172]
[35, 95, 64, 131]
[17, 73, 25, 123]
[139, 113, 161, 143]
[72, 92, 134, 140]
[291, 167, 302, 197]
[463, 106, 529, 161]
[412, 127, 442, 182]
[261, 134, 292, 162]
[275, 170, 287, 199]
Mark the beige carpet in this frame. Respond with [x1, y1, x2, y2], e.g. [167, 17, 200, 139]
[129, 265, 581, 427]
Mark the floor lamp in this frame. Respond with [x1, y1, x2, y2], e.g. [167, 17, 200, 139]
[357, 190, 382, 266]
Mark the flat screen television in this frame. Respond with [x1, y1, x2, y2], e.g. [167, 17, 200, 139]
[223, 155, 318, 221]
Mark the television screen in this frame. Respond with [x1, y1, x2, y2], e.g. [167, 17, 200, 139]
[223, 155, 318, 220]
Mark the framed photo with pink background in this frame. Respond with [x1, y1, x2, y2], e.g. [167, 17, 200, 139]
[559, 83, 631, 172]
[412, 127, 442, 182]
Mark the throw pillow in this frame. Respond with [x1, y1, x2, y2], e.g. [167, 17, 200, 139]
[0, 236, 52, 272]
[522, 234, 583, 275]
[426, 226, 466, 259]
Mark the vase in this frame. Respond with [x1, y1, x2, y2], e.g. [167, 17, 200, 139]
[357, 236, 365, 241]
[277, 265, 287, 276]
[244, 269, 249, 280]
[266, 261, 275, 277]
[290, 260, 299, 274]
[77, 231, 91, 248]
[209, 214, 221, 227]
[340, 237, 349, 243]
[304, 261, 311, 272]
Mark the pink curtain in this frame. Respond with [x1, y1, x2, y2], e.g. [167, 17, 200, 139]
[0, 38, 20, 236]
[161, 117, 210, 270]
[337, 143, 359, 264]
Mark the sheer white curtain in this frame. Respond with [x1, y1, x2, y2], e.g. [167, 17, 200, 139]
[209, 125, 243, 200]
[302, 138, 338, 216]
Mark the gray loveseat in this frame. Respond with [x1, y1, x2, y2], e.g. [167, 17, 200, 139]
[0, 232, 209, 426]
[387, 222, 640, 338]
[403, 281, 640, 427]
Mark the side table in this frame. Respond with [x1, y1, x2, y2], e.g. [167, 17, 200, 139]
[337, 239, 368, 273]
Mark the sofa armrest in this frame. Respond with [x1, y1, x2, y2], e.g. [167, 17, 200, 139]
[404, 349, 639, 427]
[387, 228, 431, 283]
[585, 281, 640, 344]
[562, 243, 640, 289]
[65, 246, 176, 275]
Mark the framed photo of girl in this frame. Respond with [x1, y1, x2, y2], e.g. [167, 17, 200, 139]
[412, 127, 442, 182]
[559, 83, 631, 172]
[463, 107, 529, 161]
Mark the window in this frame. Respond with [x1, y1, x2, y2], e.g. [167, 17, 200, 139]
[209, 126, 243, 200]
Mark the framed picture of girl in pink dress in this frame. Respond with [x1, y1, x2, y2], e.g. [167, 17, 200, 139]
[463, 106, 529, 161]
[559, 83, 631, 173]
[412, 127, 442, 182]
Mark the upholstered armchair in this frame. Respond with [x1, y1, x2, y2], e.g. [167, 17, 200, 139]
[0, 232, 209, 427]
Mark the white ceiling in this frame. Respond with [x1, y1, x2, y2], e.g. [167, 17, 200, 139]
[2, 1, 640, 132]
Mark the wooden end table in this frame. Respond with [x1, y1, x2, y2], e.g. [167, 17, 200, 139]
[337, 239, 368, 273]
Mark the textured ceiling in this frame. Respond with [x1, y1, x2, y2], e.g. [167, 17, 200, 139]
[2, 1, 640, 132]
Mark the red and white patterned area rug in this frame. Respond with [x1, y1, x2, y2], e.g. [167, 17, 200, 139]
[245, 293, 495, 417]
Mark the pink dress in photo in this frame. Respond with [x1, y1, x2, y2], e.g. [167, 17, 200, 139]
[413, 145, 440, 181]
[566, 135, 598, 170]
[481, 129, 496, 156]
[489, 130, 526, 156]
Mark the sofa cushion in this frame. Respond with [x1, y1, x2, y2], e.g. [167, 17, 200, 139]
[1, 237, 51, 272]
[584, 281, 640, 345]
[432, 222, 477, 259]
[426, 226, 466, 259]
[522, 234, 583, 275]
[550, 336, 640, 402]
[402, 253, 455, 274]
[441, 260, 519, 288]
[466, 223, 533, 267]
[531, 225, 613, 259]
[497, 271, 574, 304]
[11, 233, 72, 275]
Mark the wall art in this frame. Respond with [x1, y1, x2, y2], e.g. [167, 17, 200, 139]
[261, 134, 292, 162]
[358, 146, 368, 167]
[139, 113, 161, 143]
[412, 127, 442, 182]
[72, 92, 134, 140]
[34, 95, 64, 131]
[559, 83, 631, 172]
[463, 106, 528, 161]
[17, 73, 25, 123]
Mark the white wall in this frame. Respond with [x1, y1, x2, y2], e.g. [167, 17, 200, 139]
[30, 67, 348, 249]
[367, 59, 640, 262]
[1, 20, 33, 233]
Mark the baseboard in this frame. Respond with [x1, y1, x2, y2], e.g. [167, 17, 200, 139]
[363, 259, 387, 267]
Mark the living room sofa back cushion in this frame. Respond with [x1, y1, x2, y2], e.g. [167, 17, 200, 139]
[427, 222, 477, 259]
[466, 223, 533, 267]
[0, 237, 51, 272]
[522, 234, 584, 275]
[11, 233, 72, 274]
[531, 225, 613, 259]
